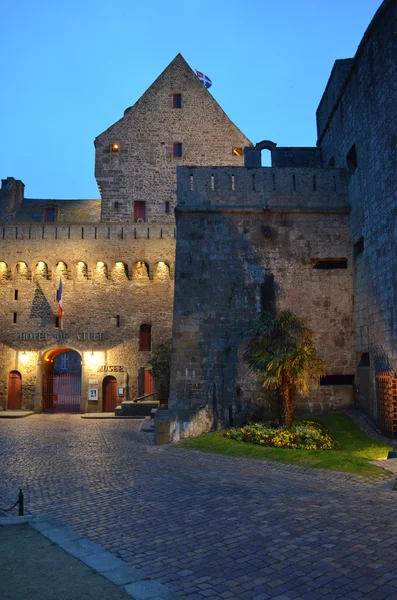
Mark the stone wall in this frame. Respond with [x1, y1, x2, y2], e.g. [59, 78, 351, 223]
[168, 166, 354, 439]
[317, 0, 397, 422]
[0, 224, 175, 411]
[95, 54, 251, 223]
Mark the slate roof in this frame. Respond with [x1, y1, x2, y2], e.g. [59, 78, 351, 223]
[11, 198, 101, 223]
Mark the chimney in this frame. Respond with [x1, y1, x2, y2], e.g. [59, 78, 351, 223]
[0, 177, 25, 219]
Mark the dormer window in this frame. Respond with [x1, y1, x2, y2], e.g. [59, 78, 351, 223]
[43, 208, 56, 222]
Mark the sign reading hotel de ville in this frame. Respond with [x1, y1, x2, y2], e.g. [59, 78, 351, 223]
[18, 332, 105, 342]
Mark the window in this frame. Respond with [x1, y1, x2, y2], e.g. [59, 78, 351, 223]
[312, 258, 348, 270]
[320, 375, 354, 386]
[14, 290, 18, 301]
[111, 143, 119, 153]
[173, 142, 182, 158]
[114, 201, 120, 210]
[346, 144, 358, 174]
[233, 147, 243, 157]
[172, 94, 182, 108]
[358, 352, 370, 367]
[43, 208, 55, 223]
[60, 353, 69, 371]
[139, 324, 152, 351]
[55, 316, 60, 328]
[134, 201, 146, 222]
[12, 312, 17, 324]
[165, 201, 170, 214]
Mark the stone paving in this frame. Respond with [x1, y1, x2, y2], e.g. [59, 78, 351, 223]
[1, 415, 397, 600]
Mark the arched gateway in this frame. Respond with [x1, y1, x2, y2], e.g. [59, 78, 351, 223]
[42, 348, 82, 413]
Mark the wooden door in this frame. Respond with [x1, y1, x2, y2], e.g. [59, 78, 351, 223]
[144, 369, 155, 395]
[103, 376, 118, 412]
[8, 371, 22, 409]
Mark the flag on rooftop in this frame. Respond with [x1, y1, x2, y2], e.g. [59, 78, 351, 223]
[195, 70, 212, 89]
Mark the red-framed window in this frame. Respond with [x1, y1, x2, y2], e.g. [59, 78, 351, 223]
[134, 201, 146, 222]
[139, 324, 152, 351]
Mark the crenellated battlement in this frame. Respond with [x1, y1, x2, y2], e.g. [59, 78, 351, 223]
[177, 166, 348, 211]
[0, 223, 176, 241]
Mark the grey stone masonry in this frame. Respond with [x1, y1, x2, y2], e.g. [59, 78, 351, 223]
[169, 165, 354, 439]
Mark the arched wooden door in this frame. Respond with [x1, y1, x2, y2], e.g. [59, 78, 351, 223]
[8, 371, 22, 409]
[103, 376, 118, 412]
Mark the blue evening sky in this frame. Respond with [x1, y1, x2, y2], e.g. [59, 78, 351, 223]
[1, 0, 381, 199]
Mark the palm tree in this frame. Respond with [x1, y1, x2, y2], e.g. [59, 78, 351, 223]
[245, 311, 325, 428]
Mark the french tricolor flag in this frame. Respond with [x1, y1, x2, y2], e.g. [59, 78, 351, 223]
[57, 277, 64, 323]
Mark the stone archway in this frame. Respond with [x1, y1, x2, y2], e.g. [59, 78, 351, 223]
[41, 347, 82, 413]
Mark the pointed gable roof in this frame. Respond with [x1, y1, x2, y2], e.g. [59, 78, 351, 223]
[96, 53, 251, 145]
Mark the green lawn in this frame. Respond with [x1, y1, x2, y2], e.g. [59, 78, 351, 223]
[178, 414, 393, 478]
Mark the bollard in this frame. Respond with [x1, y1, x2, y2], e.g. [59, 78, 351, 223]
[18, 489, 24, 516]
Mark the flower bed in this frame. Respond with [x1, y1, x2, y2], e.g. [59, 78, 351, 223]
[225, 420, 339, 450]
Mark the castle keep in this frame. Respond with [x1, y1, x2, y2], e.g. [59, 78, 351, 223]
[0, 54, 250, 414]
[1, 0, 396, 440]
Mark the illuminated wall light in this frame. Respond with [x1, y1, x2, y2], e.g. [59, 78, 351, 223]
[97, 261, 104, 267]
[111, 143, 119, 153]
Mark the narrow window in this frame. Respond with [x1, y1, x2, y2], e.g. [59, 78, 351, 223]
[211, 174, 215, 191]
[134, 201, 146, 222]
[173, 142, 182, 158]
[172, 94, 182, 108]
[358, 352, 370, 367]
[231, 174, 235, 191]
[320, 375, 354, 386]
[312, 175, 316, 192]
[354, 237, 364, 257]
[232, 147, 243, 157]
[346, 144, 358, 174]
[252, 174, 255, 191]
[139, 324, 152, 351]
[165, 201, 170, 214]
[12, 312, 17, 324]
[114, 201, 119, 209]
[55, 316, 60, 328]
[312, 258, 348, 270]
[111, 143, 119, 153]
[14, 290, 18, 301]
[44, 208, 55, 223]
[116, 315, 120, 328]
[190, 174, 194, 191]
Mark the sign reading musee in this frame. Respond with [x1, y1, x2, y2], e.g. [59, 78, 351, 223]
[97, 365, 124, 372]
[18, 332, 105, 341]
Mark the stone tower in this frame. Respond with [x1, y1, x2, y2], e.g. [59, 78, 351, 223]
[95, 54, 252, 223]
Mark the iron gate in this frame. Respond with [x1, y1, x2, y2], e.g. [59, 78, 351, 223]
[43, 373, 81, 413]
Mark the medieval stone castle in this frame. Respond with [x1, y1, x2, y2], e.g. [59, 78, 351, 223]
[0, 0, 395, 441]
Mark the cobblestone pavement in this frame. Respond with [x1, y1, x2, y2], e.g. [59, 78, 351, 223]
[1, 415, 397, 600]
